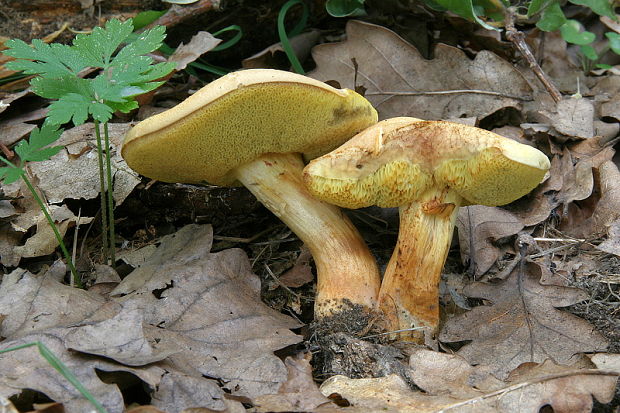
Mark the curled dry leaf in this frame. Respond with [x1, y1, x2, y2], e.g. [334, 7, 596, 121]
[168, 31, 222, 71]
[440, 261, 608, 379]
[318, 349, 618, 413]
[0, 332, 126, 413]
[309, 20, 531, 121]
[253, 353, 333, 413]
[457, 205, 524, 277]
[566, 160, 620, 239]
[0, 225, 302, 412]
[109, 224, 302, 398]
[541, 98, 595, 141]
[27, 122, 140, 205]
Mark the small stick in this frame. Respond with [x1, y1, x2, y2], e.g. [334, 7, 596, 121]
[504, 8, 562, 103]
[143, 0, 222, 31]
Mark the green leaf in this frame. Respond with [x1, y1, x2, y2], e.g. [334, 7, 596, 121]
[433, 0, 499, 31]
[560, 20, 596, 45]
[568, 0, 615, 18]
[606, 32, 620, 55]
[73, 18, 134, 67]
[14, 123, 64, 163]
[30, 76, 91, 100]
[106, 100, 139, 114]
[89, 102, 114, 123]
[4, 39, 87, 77]
[536, 2, 567, 31]
[47, 93, 92, 125]
[114, 25, 166, 63]
[580, 44, 599, 60]
[0, 166, 24, 184]
[132, 10, 166, 30]
[325, 0, 366, 17]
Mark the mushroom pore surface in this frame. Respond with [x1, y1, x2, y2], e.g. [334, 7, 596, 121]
[122, 77, 376, 186]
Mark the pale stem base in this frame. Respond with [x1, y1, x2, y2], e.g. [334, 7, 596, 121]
[378, 187, 463, 341]
[235, 152, 381, 318]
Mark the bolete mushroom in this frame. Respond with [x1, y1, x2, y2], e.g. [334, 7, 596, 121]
[121, 69, 381, 319]
[303, 118, 550, 340]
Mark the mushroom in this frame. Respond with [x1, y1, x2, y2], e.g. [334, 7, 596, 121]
[303, 118, 550, 340]
[121, 69, 381, 319]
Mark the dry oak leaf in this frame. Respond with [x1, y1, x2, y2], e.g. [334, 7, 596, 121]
[26, 122, 139, 205]
[0, 262, 106, 338]
[169, 31, 222, 71]
[309, 20, 532, 121]
[457, 205, 524, 277]
[439, 261, 608, 379]
[410, 349, 619, 413]
[0, 332, 126, 413]
[110, 224, 302, 399]
[253, 352, 334, 412]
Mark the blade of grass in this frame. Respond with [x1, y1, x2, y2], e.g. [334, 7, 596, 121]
[278, 0, 309, 74]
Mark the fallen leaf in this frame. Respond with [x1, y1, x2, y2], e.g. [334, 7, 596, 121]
[0, 263, 106, 338]
[28, 123, 140, 205]
[253, 353, 333, 412]
[0, 332, 126, 413]
[439, 261, 608, 379]
[566, 160, 620, 238]
[318, 349, 619, 412]
[457, 205, 523, 276]
[541, 98, 595, 140]
[597, 220, 620, 256]
[278, 246, 314, 288]
[109, 224, 302, 397]
[169, 31, 222, 71]
[309, 20, 531, 121]
[0, 225, 302, 412]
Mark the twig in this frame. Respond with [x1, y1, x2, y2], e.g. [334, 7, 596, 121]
[504, 7, 562, 103]
[533, 237, 585, 243]
[264, 264, 301, 299]
[365, 89, 532, 100]
[437, 369, 620, 412]
[143, 0, 222, 31]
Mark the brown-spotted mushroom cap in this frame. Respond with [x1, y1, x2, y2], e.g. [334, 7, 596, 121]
[122, 69, 378, 186]
[304, 118, 550, 209]
[303, 117, 550, 340]
[121, 69, 381, 320]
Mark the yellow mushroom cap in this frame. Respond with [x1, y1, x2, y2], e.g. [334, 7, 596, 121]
[303, 118, 550, 208]
[121, 69, 378, 186]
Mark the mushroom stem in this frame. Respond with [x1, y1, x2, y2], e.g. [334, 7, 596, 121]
[234, 152, 381, 318]
[378, 187, 463, 341]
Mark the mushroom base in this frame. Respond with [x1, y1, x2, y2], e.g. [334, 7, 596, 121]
[378, 188, 463, 342]
[234, 152, 381, 318]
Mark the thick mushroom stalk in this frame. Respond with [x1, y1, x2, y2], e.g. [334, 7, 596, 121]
[303, 118, 550, 341]
[235, 153, 380, 316]
[121, 69, 381, 320]
[379, 188, 463, 341]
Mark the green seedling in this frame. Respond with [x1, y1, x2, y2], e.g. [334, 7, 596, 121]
[4, 18, 176, 267]
[427, 0, 618, 69]
[0, 124, 81, 287]
[0, 341, 106, 413]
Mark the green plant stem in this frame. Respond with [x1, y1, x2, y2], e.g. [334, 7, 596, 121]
[93, 120, 110, 265]
[21, 173, 82, 288]
[102, 122, 116, 266]
[0, 342, 107, 413]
